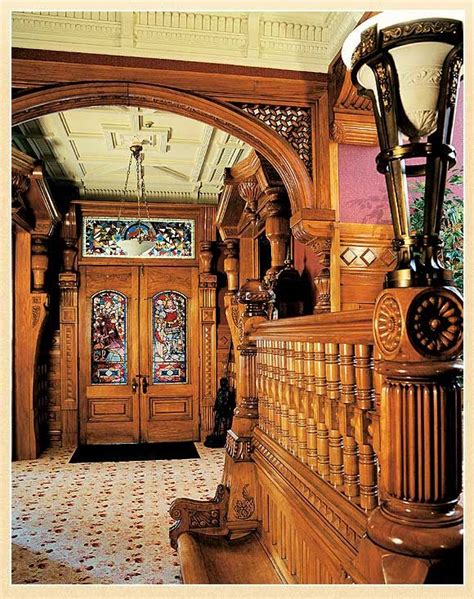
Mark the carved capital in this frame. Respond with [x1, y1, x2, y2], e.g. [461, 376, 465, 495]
[373, 287, 463, 362]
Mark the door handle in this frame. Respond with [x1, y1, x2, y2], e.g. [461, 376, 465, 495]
[142, 376, 149, 394]
[132, 377, 138, 393]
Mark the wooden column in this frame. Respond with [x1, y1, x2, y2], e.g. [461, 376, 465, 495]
[357, 286, 463, 584]
[199, 240, 218, 440]
[264, 199, 290, 282]
[59, 207, 79, 446]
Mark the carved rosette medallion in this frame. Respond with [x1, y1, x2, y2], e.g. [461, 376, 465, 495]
[374, 294, 402, 354]
[407, 289, 463, 358]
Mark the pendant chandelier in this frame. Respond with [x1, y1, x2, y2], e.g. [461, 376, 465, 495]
[116, 143, 156, 256]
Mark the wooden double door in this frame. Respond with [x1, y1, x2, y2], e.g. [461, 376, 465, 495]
[79, 265, 199, 445]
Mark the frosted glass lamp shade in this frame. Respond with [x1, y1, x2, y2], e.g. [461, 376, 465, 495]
[342, 11, 463, 139]
[116, 239, 155, 256]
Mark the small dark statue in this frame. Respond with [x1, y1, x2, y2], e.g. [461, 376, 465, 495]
[204, 377, 236, 448]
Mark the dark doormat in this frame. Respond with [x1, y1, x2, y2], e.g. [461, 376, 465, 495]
[69, 442, 200, 463]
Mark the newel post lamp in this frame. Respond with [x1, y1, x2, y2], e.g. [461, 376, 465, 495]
[343, 12, 463, 583]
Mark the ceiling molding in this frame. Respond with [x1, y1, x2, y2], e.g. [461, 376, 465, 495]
[12, 11, 364, 73]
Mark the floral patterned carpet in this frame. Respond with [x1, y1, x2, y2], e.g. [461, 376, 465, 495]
[11, 443, 225, 584]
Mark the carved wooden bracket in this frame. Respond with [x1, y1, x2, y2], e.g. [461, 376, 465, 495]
[329, 55, 378, 146]
[169, 484, 230, 549]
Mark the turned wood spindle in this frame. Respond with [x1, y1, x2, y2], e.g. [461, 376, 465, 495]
[325, 343, 344, 488]
[305, 342, 318, 471]
[339, 343, 360, 499]
[314, 342, 329, 478]
[279, 341, 290, 451]
[287, 340, 299, 455]
[354, 344, 378, 511]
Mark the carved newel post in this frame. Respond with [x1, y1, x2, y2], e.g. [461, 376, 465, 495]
[223, 279, 274, 540]
[343, 12, 464, 583]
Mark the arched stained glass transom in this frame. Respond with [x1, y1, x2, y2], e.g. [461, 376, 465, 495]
[91, 290, 128, 385]
[152, 291, 187, 384]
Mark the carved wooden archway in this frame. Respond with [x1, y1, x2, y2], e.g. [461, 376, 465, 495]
[12, 81, 314, 215]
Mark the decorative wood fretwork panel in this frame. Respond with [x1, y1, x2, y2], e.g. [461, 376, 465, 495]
[236, 104, 312, 176]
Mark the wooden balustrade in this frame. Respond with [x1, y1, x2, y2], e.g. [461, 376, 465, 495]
[252, 309, 379, 510]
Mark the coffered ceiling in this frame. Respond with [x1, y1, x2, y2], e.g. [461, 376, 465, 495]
[12, 11, 363, 73]
[13, 107, 252, 203]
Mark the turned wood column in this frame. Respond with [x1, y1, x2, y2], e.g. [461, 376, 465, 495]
[31, 235, 49, 291]
[223, 238, 239, 292]
[264, 199, 290, 282]
[358, 285, 463, 584]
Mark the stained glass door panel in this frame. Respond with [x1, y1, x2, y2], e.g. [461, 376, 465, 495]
[139, 267, 199, 443]
[152, 291, 187, 384]
[79, 266, 140, 445]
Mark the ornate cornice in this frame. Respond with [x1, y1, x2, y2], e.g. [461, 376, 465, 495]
[12, 11, 363, 74]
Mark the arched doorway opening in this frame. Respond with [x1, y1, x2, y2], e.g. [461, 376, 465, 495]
[12, 81, 313, 455]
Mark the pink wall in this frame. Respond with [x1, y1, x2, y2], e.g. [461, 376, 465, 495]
[339, 83, 464, 224]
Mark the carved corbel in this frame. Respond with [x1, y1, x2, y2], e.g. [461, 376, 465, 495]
[238, 178, 261, 226]
[12, 170, 32, 230]
[309, 237, 332, 313]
